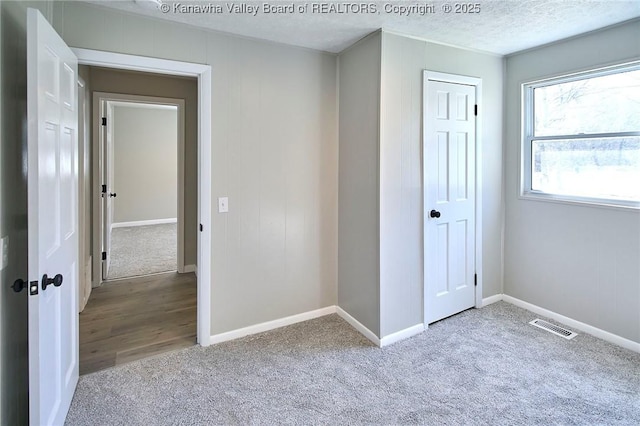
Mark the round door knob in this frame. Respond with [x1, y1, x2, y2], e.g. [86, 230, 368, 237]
[109, 193, 117, 198]
[11, 279, 26, 293]
[41, 273, 63, 290]
[430, 209, 441, 218]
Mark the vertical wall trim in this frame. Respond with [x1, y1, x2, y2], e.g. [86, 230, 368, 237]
[500, 57, 508, 296]
[197, 66, 212, 346]
[376, 32, 384, 336]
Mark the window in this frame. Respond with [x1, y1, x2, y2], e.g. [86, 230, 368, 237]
[522, 63, 640, 208]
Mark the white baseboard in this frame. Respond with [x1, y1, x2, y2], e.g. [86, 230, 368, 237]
[482, 294, 503, 307]
[183, 264, 196, 274]
[380, 323, 424, 347]
[502, 295, 640, 354]
[208, 305, 425, 349]
[210, 306, 336, 345]
[336, 307, 381, 347]
[112, 218, 177, 228]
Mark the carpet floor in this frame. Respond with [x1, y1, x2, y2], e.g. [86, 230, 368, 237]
[65, 302, 640, 425]
[107, 224, 177, 280]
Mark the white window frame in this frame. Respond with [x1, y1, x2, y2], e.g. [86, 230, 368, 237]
[520, 61, 640, 210]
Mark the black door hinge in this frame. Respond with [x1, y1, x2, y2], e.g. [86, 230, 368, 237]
[474, 273, 478, 287]
[474, 105, 478, 116]
[199, 224, 203, 232]
[102, 251, 107, 261]
[101, 117, 107, 126]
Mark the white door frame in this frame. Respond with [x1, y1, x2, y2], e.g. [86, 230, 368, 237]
[74, 48, 212, 346]
[423, 70, 483, 324]
[92, 93, 187, 279]
[77, 76, 92, 313]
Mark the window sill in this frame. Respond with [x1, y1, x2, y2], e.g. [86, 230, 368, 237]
[519, 191, 640, 212]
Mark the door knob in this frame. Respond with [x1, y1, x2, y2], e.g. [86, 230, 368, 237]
[41, 273, 63, 290]
[109, 193, 117, 198]
[11, 279, 27, 293]
[430, 209, 441, 218]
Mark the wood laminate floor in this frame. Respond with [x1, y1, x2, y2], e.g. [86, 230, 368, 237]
[79, 272, 197, 375]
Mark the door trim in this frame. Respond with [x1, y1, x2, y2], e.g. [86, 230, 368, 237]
[74, 48, 212, 346]
[92, 92, 186, 278]
[77, 76, 92, 313]
[422, 70, 483, 323]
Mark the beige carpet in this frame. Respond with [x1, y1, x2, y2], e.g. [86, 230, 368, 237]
[65, 302, 640, 425]
[107, 223, 177, 280]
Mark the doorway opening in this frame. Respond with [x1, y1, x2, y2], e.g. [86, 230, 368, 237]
[96, 95, 186, 281]
[80, 93, 194, 375]
[73, 52, 212, 374]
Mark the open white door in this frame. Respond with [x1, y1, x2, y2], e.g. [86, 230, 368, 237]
[101, 101, 115, 279]
[27, 8, 79, 425]
[424, 73, 477, 324]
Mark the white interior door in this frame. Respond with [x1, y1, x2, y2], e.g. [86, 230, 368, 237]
[101, 101, 115, 279]
[27, 8, 79, 425]
[424, 75, 477, 324]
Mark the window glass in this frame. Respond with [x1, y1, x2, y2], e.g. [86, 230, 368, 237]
[531, 137, 640, 202]
[534, 69, 640, 137]
[524, 64, 640, 207]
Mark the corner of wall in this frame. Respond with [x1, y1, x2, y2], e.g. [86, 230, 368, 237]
[500, 55, 508, 297]
[337, 30, 383, 337]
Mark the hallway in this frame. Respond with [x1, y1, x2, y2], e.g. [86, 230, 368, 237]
[79, 272, 197, 375]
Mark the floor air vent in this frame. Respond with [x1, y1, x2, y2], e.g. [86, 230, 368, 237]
[529, 319, 578, 340]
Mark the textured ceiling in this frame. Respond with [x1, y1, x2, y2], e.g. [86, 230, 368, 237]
[83, 0, 640, 55]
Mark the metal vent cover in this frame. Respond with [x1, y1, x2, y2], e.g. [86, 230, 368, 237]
[529, 318, 578, 340]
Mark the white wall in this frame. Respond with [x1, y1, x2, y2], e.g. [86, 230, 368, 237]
[60, 2, 339, 335]
[338, 32, 382, 336]
[379, 32, 504, 337]
[112, 105, 178, 223]
[504, 20, 640, 343]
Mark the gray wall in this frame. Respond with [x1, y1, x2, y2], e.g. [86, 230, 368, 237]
[379, 32, 505, 337]
[1, 5, 4, 419]
[504, 20, 640, 343]
[338, 31, 504, 339]
[2, 2, 30, 423]
[87, 67, 198, 268]
[113, 105, 178, 223]
[1, 5, 3, 418]
[60, 2, 339, 335]
[338, 32, 382, 336]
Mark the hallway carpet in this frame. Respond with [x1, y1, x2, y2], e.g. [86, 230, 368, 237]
[107, 223, 177, 280]
[65, 302, 640, 425]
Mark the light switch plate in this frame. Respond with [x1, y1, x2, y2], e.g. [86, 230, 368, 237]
[218, 197, 229, 213]
[0, 236, 8, 271]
